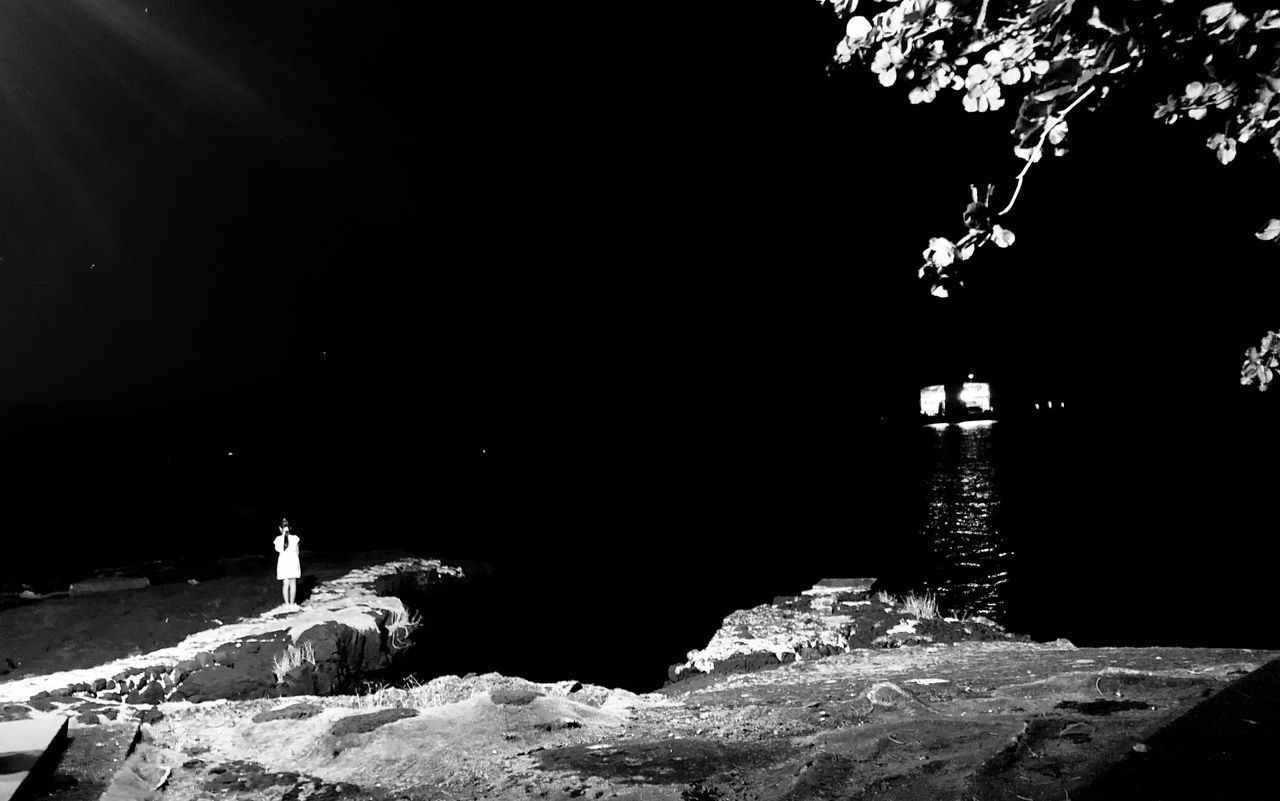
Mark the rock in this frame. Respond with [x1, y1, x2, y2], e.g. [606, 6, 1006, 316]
[329, 707, 418, 736]
[491, 687, 542, 706]
[1, 705, 32, 721]
[283, 664, 317, 697]
[138, 708, 165, 724]
[100, 708, 118, 720]
[97, 692, 121, 702]
[295, 621, 394, 696]
[535, 718, 583, 732]
[76, 712, 100, 725]
[195, 651, 215, 668]
[137, 681, 165, 705]
[177, 659, 201, 674]
[176, 665, 271, 702]
[91, 678, 108, 692]
[66, 682, 91, 694]
[252, 703, 322, 723]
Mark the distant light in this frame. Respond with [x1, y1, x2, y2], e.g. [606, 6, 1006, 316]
[1035, 403, 1040, 410]
[227, 451, 234, 456]
[958, 382, 992, 412]
[957, 419, 995, 428]
[926, 422, 949, 429]
[967, 373, 974, 380]
[1048, 401, 1053, 409]
[920, 384, 946, 416]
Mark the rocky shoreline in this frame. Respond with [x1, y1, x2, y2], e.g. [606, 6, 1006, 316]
[5, 572, 1278, 800]
[1, 557, 464, 727]
[667, 578, 1024, 685]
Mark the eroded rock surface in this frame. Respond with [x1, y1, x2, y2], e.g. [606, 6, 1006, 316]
[117, 644, 1275, 800]
[670, 580, 1020, 683]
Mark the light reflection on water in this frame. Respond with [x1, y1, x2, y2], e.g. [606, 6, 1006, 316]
[919, 421, 1011, 620]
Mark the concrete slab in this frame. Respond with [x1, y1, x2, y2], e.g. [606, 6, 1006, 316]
[67, 578, 150, 597]
[0, 715, 68, 801]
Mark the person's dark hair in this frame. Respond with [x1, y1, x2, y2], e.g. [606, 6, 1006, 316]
[281, 518, 291, 550]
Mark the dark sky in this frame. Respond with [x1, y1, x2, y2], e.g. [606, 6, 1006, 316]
[1, 1, 1276, 549]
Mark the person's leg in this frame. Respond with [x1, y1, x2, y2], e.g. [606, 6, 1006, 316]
[281, 579, 289, 606]
[287, 578, 297, 606]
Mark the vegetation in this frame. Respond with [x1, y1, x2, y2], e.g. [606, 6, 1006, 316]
[900, 591, 940, 620]
[817, 0, 1280, 374]
[271, 641, 316, 684]
[822, 0, 1280, 289]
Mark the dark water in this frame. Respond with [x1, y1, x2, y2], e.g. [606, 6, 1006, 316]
[3, 410, 1277, 692]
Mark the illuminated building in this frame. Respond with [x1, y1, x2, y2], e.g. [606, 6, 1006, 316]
[920, 380, 994, 421]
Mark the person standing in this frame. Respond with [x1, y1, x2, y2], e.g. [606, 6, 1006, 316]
[273, 518, 302, 609]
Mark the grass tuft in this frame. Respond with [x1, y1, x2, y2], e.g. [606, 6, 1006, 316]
[386, 606, 422, 650]
[900, 592, 938, 620]
[271, 641, 316, 684]
[874, 590, 897, 606]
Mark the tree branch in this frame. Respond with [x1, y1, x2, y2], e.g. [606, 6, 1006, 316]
[977, 0, 991, 30]
[998, 85, 1098, 216]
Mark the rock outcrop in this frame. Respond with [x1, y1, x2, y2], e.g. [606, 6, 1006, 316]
[0, 558, 466, 720]
[669, 578, 1020, 683]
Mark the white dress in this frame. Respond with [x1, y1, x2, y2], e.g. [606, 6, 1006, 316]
[274, 534, 301, 580]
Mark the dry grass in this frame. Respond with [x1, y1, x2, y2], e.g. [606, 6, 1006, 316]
[900, 592, 939, 620]
[271, 641, 316, 684]
[349, 674, 426, 710]
[874, 590, 897, 606]
[386, 606, 422, 650]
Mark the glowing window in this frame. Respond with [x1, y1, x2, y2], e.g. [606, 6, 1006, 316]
[920, 385, 946, 416]
[958, 382, 992, 412]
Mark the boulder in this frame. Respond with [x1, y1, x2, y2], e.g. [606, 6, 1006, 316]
[295, 621, 393, 696]
[138, 681, 166, 705]
[97, 692, 121, 702]
[490, 687, 542, 706]
[1, 705, 31, 721]
[282, 664, 316, 697]
[252, 703, 322, 723]
[91, 678, 108, 692]
[176, 665, 272, 702]
[329, 707, 417, 736]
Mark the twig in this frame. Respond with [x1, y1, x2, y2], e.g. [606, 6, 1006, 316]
[887, 734, 905, 744]
[977, 0, 991, 29]
[998, 85, 1098, 216]
[153, 767, 172, 791]
[1095, 676, 1104, 696]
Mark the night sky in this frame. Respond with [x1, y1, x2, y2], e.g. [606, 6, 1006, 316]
[2, 1, 1276, 561]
